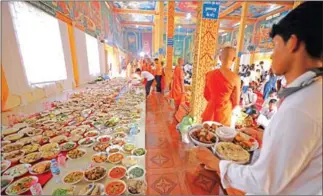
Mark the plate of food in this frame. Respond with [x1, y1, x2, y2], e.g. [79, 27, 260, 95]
[84, 166, 107, 182]
[68, 134, 84, 142]
[1, 175, 14, 193]
[59, 141, 76, 151]
[42, 130, 56, 138]
[71, 127, 87, 135]
[67, 148, 86, 160]
[20, 152, 42, 164]
[2, 140, 11, 147]
[17, 136, 33, 145]
[63, 171, 84, 185]
[3, 150, 25, 163]
[189, 125, 219, 147]
[97, 135, 111, 143]
[104, 180, 127, 195]
[12, 122, 28, 130]
[233, 132, 259, 151]
[25, 128, 43, 137]
[108, 166, 127, 179]
[62, 126, 77, 133]
[78, 183, 104, 195]
[214, 142, 250, 164]
[84, 130, 99, 138]
[131, 148, 146, 157]
[122, 156, 138, 168]
[32, 135, 50, 145]
[107, 152, 124, 164]
[127, 179, 147, 195]
[1, 142, 24, 153]
[122, 143, 136, 154]
[29, 160, 51, 175]
[3, 133, 24, 142]
[39, 143, 60, 160]
[22, 143, 40, 154]
[92, 152, 108, 163]
[112, 132, 127, 140]
[111, 139, 126, 147]
[127, 165, 145, 179]
[202, 121, 223, 132]
[78, 137, 95, 148]
[52, 187, 75, 196]
[93, 142, 111, 152]
[106, 145, 122, 154]
[18, 127, 35, 136]
[5, 176, 38, 195]
[50, 135, 68, 144]
[1, 160, 11, 173]
[2, 128, 19, 137]
[3, 163, 31, 178]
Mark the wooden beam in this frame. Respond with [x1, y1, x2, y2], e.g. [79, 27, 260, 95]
[249, 1, 293, 8]
[256, 6, 290, 21]
[219, 2, 242, 18]
[113, 8, 156, 15]
[120, 21, 154, 26]
[222, 16, 257, 23]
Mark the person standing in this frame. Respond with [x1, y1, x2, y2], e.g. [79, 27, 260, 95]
[154, 58, 162, 93]
[134, 68, 155, 97]
[202, 47, 241, 126]
[263, 69, 277, 100]
[194, 2, 323, 194]
[169, 58, 185, 110]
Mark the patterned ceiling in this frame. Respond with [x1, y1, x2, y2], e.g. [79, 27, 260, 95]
[112, 1, 156, 10]
[227, 4, 283, 18]
[118, 14, 154, 23]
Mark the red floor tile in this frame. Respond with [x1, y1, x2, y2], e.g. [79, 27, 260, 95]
[147, 149, 175, 169]
[147, 173, 183, 195]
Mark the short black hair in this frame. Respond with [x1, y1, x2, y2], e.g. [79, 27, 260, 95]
[135, 68, 141, 72]
[154, 58, 159, 61]
[259, 61, 264, 65]
[269, 99, 278, 104]
[270, 2, 322, 59]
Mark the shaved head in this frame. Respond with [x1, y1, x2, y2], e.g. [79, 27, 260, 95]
[219, 46, 236, 68]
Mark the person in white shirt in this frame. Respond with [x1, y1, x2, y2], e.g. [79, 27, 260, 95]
[257, 99, 278, 128]
[241, 71, 251, 93]
[241, 86, 258, 115]
[193, 2, 322, 194]
[262, 91, 279, 108]
[134, 68, 155, 97]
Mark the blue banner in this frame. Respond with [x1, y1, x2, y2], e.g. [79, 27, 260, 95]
[167, 38, 174, 46]
[202, 2, 220, 20]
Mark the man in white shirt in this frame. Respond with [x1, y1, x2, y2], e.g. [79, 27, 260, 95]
[134, 68, 155, 97]
[257, 99, 278, 128]
[193, 2, 323, 194]
[241, 86, 258, 115]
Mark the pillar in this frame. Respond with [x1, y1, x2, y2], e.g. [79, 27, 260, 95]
[293, 1, 302, 8]
[154, 15, 160, 56]
[234, 2, 249, 73]
[190, 2, 220, 122]
[159, 1, 165, 59]
[165, 1, 175, 90]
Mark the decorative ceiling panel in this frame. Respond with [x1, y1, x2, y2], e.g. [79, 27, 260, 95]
[113, 1, 156, 10]
[118, 14, 154, 23]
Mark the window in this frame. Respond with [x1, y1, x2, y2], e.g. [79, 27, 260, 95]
[9, 2, 67, 85]
[85, 34, 101, 76]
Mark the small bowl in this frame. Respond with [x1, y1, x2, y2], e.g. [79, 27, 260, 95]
[216, 127, 237, 142]
[78, 137, 95, 148]
[104, 180, 127, 195]
[84, 130, 100, 138]
[127, 179, 147, 195]
[121, 156, 138, 168]
[127, 165, 146, 179]
[131, 148, 147, 157]
[97, 135, 112, 143]
[107, 165, 127, 179]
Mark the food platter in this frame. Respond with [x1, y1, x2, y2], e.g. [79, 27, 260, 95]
[5, 176, 38, 195]
[84, 166, 107, 182]
[214, 142, 250, 164]
[107, 152, 124, 164]
[104, 180, 127, 195]
[20, 152, 42, 164]
[188, 125, 219, 147]
[67, 148, 86, 160]
[1, 160, 11, 173]
[92, 152, 108, 163]
[1, 175, 14, 193]
[29, 160, 51, 175]
[233, 132, 259, 152]
[3, 150, 25, 163]
[3, 163, 31, 178]
[63, 171, 84, 185]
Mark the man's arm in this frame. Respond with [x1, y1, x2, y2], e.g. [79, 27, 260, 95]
[230, 77, 241, 109]
[219, 108, 320, 194]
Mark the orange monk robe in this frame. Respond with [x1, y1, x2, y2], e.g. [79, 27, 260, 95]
[169, 66, 184, 105]
[201, 70, 239, 126]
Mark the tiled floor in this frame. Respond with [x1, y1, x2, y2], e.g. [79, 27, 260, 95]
[145, 92, 226, 195]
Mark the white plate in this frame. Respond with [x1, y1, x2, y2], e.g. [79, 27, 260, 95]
[84, 130, 100, 138]
[5, 176, 38, 195]
[29, 160, 51, 175]
[131, 148, 146, 157]
[3, 163, 31, 178]
[107, 152, 124, 164]
[126, 179, 147, 195]
[78, 183, 104, 195]
[1, 175, 14, 192]
[84, 166, 107, 182]
[234, 131, 259, 152]
[2, 128, 19, 137]
[213, 142, 249, 165]
[62, 171, 84, 185]
[78, 137, 95, 148]
[188, 125, 219, 147]
[66, 148, 87, 160]
[97, 135, 112, 143]
[3, 133, 24, 142]
[1, 160, 11, 173]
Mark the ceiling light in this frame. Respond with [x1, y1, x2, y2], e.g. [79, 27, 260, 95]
[139, 51, 145, 57]
[221, 33, 228, 36]
[136, 25, 139, 28]
[186, 13, 192, 20]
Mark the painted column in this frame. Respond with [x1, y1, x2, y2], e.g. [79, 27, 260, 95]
[234, 2, 249, 73]
[190, 2, 220, 122]
[165, 1, 175, 91]
[250, 21, 257, 64]
[159, 1, 165, 59]
[154, 15, 160, 56]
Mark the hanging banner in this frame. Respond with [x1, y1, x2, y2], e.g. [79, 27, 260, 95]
[202, 2, 220, 20]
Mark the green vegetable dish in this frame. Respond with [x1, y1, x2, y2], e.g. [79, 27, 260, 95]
[129, 167, 144, 178]
[134, 148, 146, 156]
[52, 188, 74, 196]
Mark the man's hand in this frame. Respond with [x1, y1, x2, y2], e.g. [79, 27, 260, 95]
[192, 147, 220, 172]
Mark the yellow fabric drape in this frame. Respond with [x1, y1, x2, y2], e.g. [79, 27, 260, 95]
[1, 65, 9, 111]
[67, 24, 80, 87]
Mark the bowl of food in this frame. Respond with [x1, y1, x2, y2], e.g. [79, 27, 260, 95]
[107, 152, 124, 164]
[3, 163, 31, 178]
[78, 183, 104, 195]
[104, 180, 127, 195]
[84, 166, 107, 182]
[1, 142, 24, 153]
[189, 125, 219, 147]
[84, 130, 100, 138]
[214, 142, 250, 164]
[122, 143, 136, 154]
[32, 135, 50, 145]
[3, 150, 25, 163]
[215, 127, 237, 142]
[29, 160, 51, 175]
[1, 160, 11, 173]
[71, 127, 87, 136]
[1, 128, 19, 137]
[42, 130, 57, 138]
[108, 166, 127, 179]
[92, 152, 108, 163]
[233, 132, 259, 151]
[17, 136, 33, 145]
[127, 179, 147, 195]
[22, 143, 40, 154]
[122, 156, 138, 168]
[2, 141, 11, 147]
[3, 133, 24, 142]
[106, 145, 122, 154]
[60, 142, 77, 152]
[1, 175, 14, 193]
[63, 171, 84, 185]
[111, 139, 126, 147]
[67, 148, 86, 160]
[97, 135, 112, 143]
[50, 135, 68, 144]
[111, 132, 127, 140]
[127, 165, 145, 179]
[52, 187, 75, 196]
[93, 142, 111, 152]
[5, 176, 38, 195]
[39, 143, 60, 160]
[131, 148, 146, 157]
[68, 134, 84, 142]
[20, 152, 42, 164]
[78, 137, 95, 148]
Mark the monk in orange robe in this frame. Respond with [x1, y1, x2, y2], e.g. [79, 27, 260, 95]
[169, 58, 185, 110]
[202, 47, 241, 126]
